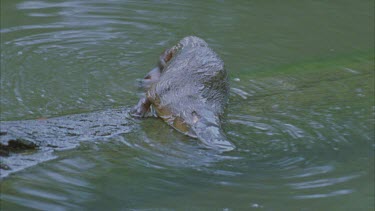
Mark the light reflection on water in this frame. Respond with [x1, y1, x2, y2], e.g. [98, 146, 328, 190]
[1, 0, 374, 210]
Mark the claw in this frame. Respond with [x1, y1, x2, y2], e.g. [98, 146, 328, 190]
[130, 97, 151, 118]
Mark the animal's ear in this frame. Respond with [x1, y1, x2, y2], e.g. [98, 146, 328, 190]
[163, 48, 174, 63]
[159, 43, 182, 70]
[159, 48, 175, 70]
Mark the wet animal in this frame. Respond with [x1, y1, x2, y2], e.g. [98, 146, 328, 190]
[131, 36, 235, 151]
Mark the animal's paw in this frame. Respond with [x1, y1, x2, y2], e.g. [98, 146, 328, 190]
[129, 105, 145, 118]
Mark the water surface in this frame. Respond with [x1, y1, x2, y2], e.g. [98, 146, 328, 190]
[1, 0, 374, 210]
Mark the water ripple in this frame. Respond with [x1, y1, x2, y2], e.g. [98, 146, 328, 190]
[294, 189, 354, 199]
[288, 175, 360, 190]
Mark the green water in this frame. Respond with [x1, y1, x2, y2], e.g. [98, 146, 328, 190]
[1, 0, 374, 210]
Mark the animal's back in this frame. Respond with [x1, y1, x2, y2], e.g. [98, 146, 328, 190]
[145, 36, 233, 151]
[150, 36, 229, 120]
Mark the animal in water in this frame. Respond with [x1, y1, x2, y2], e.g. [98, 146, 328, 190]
[131, 36, 235, 151]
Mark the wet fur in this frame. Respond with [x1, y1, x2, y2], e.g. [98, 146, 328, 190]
[131, 36, 234, 151]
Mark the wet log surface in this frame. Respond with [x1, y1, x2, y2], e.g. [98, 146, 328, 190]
[0, 107, 134, 177]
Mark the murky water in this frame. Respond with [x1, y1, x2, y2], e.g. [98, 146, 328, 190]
[1, 0, 374, 210]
